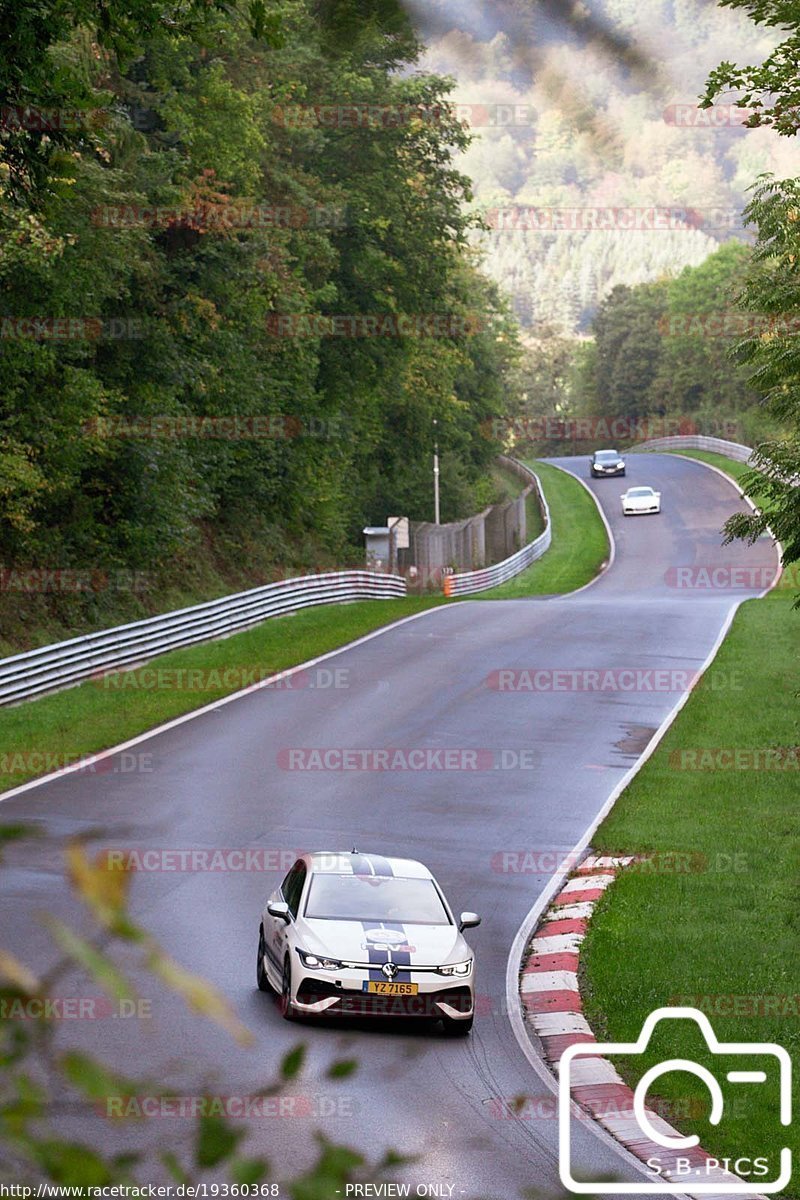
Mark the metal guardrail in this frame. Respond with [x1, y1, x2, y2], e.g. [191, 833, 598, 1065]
[0, 571, 406, 707]
[443, 461, 551, 596]
[631, 435, 755, 462]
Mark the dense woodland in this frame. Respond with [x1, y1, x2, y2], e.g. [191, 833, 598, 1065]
[509, 241, 789, 451]
[0, 0, 522, 631]
[2, 0, 800, 646]
[416, 0, 800, 463]
[422, 0, 798, 333]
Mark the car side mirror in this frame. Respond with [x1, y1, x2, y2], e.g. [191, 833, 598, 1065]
[267, 900, 291, 924]
[459, 911, 481, 932]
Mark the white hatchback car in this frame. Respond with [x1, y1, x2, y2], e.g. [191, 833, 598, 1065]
[257, 851, 480, 1035]
[621, 485, 661, 515]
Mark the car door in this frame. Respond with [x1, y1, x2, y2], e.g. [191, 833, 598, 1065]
[266, 859, 307, 978]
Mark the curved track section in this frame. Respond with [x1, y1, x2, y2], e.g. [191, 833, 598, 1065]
[0, 455, 779, 1198]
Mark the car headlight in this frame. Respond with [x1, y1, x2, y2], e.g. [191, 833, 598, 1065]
[298, 950, 342, 971]
[439, 959, 473, 976]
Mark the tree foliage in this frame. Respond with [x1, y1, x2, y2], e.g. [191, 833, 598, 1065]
[716, 177, 800, 573]
[557, 243, 771, 439]
[0, 0, 520, 592]
[701, 0, 800, 578]
[702, 0, 800, 136]
[421, 0, 794, 334]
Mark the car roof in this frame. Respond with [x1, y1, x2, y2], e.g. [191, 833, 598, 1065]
[594, 448, 620, 456]
[305, 851, 433, 879]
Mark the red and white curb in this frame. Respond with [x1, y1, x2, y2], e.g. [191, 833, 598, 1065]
[519, 854, 766, 1199]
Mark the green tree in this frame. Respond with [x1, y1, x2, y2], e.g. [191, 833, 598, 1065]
[0, 0, 522, 602]
[718, 177, 800, 571]
[652, 241, 757, 434]
[591, 282, 668, 423]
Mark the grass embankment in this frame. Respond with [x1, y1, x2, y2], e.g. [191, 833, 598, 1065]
[471, 460, 609, 599]
[582, 451, 799, 1192]
[0, 524, 356, 658]
[491, 461, 546, 542]
[0, 459, 608, 795]
[664, 447, 751, 481]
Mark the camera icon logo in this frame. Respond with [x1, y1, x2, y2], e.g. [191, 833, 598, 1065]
[558, 1007, 792, 1194]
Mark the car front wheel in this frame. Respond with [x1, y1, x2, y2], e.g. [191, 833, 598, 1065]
[256, 927, 272, 993]
[280, 955, 299, 1022]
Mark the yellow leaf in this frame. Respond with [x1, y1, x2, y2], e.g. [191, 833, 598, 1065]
[66, 841, 132, 927]
[0, 949, 39, 993]
[148, 952, 253, 1046]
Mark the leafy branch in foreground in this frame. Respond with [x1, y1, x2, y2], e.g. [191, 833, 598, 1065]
[701, 0, 800, 136]
[0, 831, 400, 1194]
[707, 176, 800, 582]
[723, 440, 800, 571]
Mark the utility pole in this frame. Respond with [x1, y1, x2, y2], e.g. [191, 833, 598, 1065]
[433, 418, 440, 525]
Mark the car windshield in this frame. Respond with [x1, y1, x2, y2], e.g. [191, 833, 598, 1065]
[595, 451, 619, 462]
[628, 487, 654, 497]
[305, 873, 452, 925]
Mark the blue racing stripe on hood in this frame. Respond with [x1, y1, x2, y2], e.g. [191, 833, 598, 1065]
[360, 921, 412, 982]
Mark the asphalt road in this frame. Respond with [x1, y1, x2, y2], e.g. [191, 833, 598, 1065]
[0, 453, 780, 1198]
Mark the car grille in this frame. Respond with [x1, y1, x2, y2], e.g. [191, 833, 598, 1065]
[297, 978, 472, 1017]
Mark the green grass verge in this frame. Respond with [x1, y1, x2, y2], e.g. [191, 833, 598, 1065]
[491, 460, 546, 542]
[582, 452, 799, 1193]
[660, 447, 750, 483]
[471, 460, 609, 599]
[0, 458, 606, 795]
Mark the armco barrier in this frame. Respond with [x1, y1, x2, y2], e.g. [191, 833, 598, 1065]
[0, 571, 406, 707]
[631, 434, 754, 462]
[443, 461, 551, 596]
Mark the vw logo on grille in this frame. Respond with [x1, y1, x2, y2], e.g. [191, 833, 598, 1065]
[381, 961, 399, 980]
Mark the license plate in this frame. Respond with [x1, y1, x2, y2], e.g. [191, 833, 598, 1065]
[362, 981, 418, 995]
